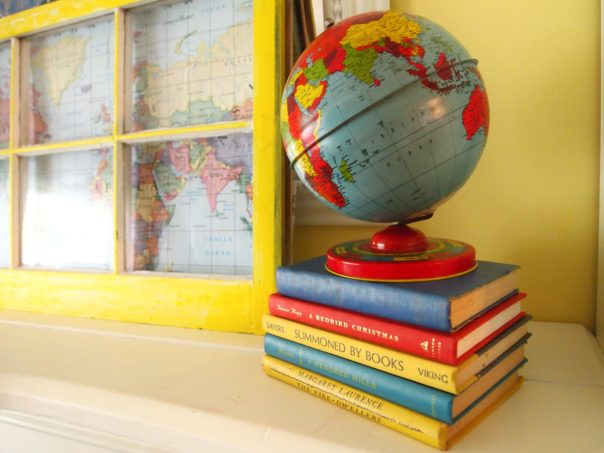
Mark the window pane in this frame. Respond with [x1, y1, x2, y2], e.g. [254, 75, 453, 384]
[22, 17, 114, 145]
[128, 0, 253, 131]
[0, 158, 8, 267]
[20, 148, 113, 270]
[127, 134, 253, 276]
[0, 42, 10, 149]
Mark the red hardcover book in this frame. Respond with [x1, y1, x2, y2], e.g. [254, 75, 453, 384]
[268, 292, 526, 365]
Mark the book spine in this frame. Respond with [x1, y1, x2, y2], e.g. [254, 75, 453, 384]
[263, 314, 462, 393]
[269, 293, 457, 363]
[264, 334, 455, 423]
[275, 265, 451, 331]
[262, 355, 447, 450]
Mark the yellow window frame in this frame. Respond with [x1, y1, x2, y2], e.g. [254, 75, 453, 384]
[0, 0, 283, 334]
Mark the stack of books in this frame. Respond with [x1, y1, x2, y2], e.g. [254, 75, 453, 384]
[262, 256, 531, 450]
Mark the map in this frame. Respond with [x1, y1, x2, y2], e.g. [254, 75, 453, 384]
[20, 148, 113, 270]
[129, 0, 253, 130]
[0, 158, 8, 267]
[0, 42, 10, 149]
[128, 133, 253, 276]
[25, 17, 114, 145]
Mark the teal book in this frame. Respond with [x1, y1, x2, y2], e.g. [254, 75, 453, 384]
[275, 257, 519, 332]
[264, 333, 529, 424]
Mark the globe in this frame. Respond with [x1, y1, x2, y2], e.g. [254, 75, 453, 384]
[281, 10, 489, 225]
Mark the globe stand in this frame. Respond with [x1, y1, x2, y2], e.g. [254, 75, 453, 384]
[325, 223, 477, 282]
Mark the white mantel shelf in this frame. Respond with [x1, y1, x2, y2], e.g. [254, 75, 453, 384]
[0, 311, 603, 452]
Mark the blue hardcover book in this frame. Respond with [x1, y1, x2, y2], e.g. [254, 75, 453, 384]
[275, 257, 519, 332]
[264, 333, 529, 424]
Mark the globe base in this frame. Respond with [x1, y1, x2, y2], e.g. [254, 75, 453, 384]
[325, 230, 477, 282]
[369, 224, 429, 253]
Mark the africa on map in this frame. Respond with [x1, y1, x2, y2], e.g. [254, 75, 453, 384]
[24, 17, 114, 144]
[129, 0, 253, 130]
[128, 133, 253, 276]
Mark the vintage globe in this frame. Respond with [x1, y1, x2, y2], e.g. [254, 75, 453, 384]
[281, 10, 489, 224]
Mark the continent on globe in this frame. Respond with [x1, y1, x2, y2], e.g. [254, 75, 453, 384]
[462, 85, 489, 140]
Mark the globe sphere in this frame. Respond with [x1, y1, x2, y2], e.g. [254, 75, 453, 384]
[281, 11, 489, 224]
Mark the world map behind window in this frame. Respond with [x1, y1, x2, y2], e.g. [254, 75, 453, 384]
[128, 0, 253, 131]
[127, 133, 253, 275]
[22, 17, 114, 145]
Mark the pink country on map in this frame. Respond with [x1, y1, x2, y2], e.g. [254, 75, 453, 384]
[199, 151, 244, 213]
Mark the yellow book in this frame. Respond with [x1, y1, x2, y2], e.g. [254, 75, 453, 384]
[263, 314, 528, 393]
[263, 355, 523, 450]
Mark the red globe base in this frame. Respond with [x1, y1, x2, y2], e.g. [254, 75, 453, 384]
[326, 224, 476, 282]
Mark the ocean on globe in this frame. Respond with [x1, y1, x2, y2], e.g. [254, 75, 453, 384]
[281, 11, 489, 224]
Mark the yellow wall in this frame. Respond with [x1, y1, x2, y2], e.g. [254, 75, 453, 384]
[294, 0, 600, 331]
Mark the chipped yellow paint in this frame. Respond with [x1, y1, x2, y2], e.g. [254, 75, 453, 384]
[0, 0, 283, 334]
